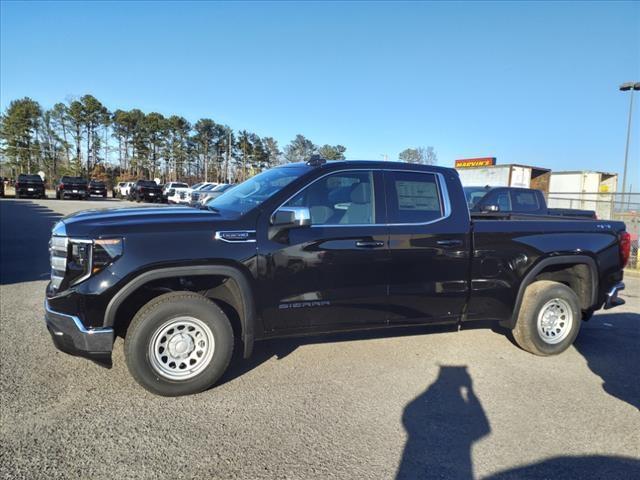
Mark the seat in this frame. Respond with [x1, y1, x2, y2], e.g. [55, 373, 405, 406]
[340, 182, 373, 224]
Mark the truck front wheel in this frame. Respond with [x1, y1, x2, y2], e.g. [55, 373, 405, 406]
[124, 291, 234, 396]
[512, 280, 581, 356]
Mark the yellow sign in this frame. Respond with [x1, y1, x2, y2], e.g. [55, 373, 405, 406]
[455, 157, 496, 168]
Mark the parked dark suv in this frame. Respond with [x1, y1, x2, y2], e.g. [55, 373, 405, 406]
[45, 158, 629, 396]
[15, 173, 46, 199]
[56, 176, 88, 200]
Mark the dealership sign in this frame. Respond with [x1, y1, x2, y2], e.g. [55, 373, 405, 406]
[455, 157, 497, 168]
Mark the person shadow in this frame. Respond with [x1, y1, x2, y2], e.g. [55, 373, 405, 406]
[396, 365, 490, 480]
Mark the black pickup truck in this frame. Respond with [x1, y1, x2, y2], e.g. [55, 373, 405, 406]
[45, 159, 630, 396]
[88, 180, 108, 198]
[15, 173, 46, 199]
[56, 176, 89, 200]
[129, 180, 163, 202]
[465, 186, 597, 218]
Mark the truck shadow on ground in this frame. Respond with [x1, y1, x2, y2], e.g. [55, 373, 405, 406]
[573, 312, 640, 411]
[0, 200, 63, 285]
[219, 322, 461, 386]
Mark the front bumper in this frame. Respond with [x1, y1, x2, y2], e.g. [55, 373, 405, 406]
[45, 300, 114, 366]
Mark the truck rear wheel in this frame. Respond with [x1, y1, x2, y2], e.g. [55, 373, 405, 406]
[512, 280, 581, 356]
[124, 291, 234, 396]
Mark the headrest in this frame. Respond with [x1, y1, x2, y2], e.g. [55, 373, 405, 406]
[350, 182, 371, 204]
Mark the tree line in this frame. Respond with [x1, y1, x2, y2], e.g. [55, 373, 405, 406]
[0, 95, 437, 187]
[0, 95, 349, 186]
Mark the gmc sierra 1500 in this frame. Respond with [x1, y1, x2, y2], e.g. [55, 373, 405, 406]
[45, 158, 629, 396]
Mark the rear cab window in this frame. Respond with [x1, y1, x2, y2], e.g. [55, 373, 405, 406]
[60, 176, 87, 184]
[18, 174, 43, 182]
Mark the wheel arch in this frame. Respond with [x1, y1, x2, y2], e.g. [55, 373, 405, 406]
[104, 265, 256, 358]
[508, 255, 598, 329]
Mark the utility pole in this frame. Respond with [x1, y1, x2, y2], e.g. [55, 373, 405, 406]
[225, 131, 231, 183]
[619, 82, 640, 209]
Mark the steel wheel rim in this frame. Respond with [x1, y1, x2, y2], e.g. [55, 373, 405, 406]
[536, 298, 573, 345]
[148, 316, 215, 380]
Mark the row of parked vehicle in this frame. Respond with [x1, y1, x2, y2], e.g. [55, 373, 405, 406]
[113, 180, 234, 207]
[7, 174, 108, 200]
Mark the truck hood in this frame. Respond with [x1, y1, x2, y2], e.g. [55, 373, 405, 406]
[57, 206, 240, 238]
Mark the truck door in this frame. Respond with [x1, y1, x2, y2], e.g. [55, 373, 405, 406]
[384, 169, 469, 324]
[258, 169, 389, 332]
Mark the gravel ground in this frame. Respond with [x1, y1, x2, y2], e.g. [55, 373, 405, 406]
[1, 197, 638, 480]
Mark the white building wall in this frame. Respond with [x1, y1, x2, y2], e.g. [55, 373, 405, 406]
[548, 172, 618, 219]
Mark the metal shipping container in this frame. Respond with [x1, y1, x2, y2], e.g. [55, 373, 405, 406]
[548, 171, 618, 219]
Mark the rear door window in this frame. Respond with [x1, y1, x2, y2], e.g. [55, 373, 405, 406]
[384, 171, 444, 224]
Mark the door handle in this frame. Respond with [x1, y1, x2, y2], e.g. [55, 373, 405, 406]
[436, 239, 463, 247]
[355, 240, 385, 248]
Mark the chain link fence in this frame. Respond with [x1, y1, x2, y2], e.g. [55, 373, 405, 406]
[548, 192, 639, 270]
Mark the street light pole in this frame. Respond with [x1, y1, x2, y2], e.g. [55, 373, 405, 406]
[619, 82, 640, 209]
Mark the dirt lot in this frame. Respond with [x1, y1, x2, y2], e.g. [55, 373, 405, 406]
[1, 197, 638, 480]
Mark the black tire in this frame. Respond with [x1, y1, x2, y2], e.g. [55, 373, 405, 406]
[582, 308, 595, 321]
[512, 280, 581, 356]
[124, 291, 234, 396]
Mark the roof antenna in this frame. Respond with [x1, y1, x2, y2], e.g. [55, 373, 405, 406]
[306, 154, 327, 167]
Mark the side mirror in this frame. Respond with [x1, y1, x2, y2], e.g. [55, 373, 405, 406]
[271, 206, 311, 228]
[481, 204, 500, 213]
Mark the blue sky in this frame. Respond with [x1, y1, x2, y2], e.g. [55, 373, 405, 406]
[1, 1, 638, 186]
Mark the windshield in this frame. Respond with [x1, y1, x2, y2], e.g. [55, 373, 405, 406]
[212, 184, 232, 192]
[138, 180, 157, 186]
[173, 183, 188, 188]
[208, 167, 308, 214]
[201, 184, 216, 191]
[463, 186, 491, 208]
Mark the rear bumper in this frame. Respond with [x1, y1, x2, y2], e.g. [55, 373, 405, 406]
[45, 300, 114, 365]
[604, 282, 625, 310]
[60, 190, 88, 198]
[139, 193, 162, 201]
[16, 188, 44, 196]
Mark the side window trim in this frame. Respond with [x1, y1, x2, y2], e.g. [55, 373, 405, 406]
[272, 168, 451, 228]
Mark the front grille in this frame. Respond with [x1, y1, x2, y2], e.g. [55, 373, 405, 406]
[179, 192, 187, 200]
[50, 236, 68, 291]
[192, 192, 200, 201]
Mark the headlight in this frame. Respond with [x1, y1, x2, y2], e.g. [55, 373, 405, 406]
[67, 238, 123, 286]
[92, 238, 124, 274]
